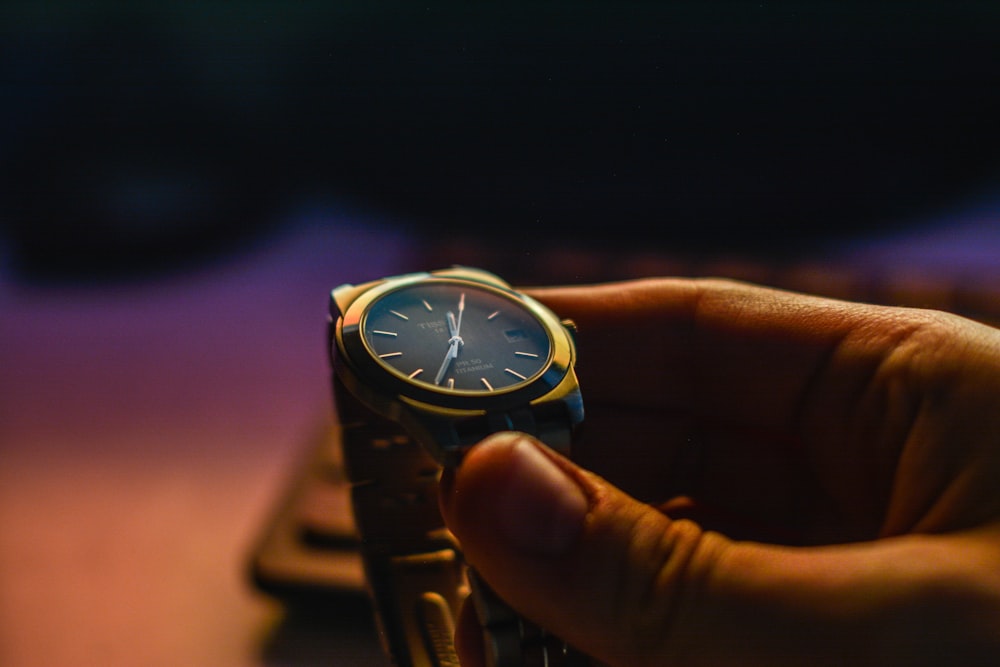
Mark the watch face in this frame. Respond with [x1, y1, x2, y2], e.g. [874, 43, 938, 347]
[361, 281, 552, 393]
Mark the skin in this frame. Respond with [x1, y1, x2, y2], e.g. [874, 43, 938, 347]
[439, 278, 1000, 667]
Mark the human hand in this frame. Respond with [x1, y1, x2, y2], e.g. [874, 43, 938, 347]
[439, 278, 1000, 666]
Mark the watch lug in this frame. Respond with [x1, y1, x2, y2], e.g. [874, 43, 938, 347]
[330, 283, 355, 319]
[330, 280, 383, 319]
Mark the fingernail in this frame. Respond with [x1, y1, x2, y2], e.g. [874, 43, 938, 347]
[488, 434, 588, 556]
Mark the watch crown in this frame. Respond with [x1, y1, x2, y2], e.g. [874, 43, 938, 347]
[561, 318, 578, 340]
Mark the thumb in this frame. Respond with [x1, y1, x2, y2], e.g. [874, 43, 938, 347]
[439, 432, 982, 667]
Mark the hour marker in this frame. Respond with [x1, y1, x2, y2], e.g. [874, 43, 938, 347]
[447, 378, 455, 389]
[504, 368, 527, 380]
[379, 352, 403, 359]
[408, 368, 424, 378]
[487, 310, 500, 320]
[390, 310, 409, 320]
[422, 300, 433, 312]
[373, 330, 398, 337]
[514, 351, 538, 358]
[480, 378, 494, 391]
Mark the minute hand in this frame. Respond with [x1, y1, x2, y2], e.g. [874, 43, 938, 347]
[434, 339, 459, 385]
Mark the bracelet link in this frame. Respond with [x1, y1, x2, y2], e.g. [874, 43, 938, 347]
[468, 570, 584, 667]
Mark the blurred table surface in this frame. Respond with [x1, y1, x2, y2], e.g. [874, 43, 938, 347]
[0, 217, 417, 667]
[1, 209, 998, 667]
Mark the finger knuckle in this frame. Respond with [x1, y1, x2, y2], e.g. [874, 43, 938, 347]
[617, 513, 715, 664]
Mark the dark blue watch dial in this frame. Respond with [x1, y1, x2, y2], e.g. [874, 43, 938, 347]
[362, 282, 551, 393]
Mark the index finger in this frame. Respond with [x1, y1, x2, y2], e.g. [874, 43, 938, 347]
[523, 278, 960, 522]
[525, 277, 1000, 541]
[527, 277, 921, 435]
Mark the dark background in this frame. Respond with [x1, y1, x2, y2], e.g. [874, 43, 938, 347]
[2, 1, 1000, 280]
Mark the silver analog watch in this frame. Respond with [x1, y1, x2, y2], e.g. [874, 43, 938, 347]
[328, 267, 585, 667]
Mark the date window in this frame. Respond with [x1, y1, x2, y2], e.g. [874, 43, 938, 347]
[503, 328, 526, 343]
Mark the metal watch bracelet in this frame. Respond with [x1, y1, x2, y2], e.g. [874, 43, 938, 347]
[334, 375, 585, 667]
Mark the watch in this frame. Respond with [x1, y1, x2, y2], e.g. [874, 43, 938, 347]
[328, 266, 585, 667]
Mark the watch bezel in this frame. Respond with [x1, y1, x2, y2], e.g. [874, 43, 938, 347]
[335, 273, 576, 413]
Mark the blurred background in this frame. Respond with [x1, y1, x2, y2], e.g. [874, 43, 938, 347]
[2, 2, 999, 666]
[3, 1, 1000, 281]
